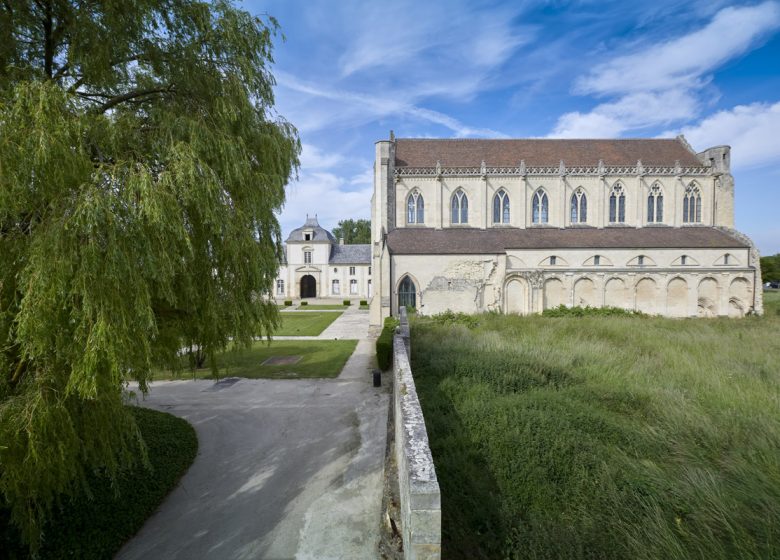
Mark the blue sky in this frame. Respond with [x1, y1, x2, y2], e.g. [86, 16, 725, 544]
[241, 0, 780, 255]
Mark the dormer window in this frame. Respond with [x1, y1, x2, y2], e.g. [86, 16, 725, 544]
[304, 232, 312, 241]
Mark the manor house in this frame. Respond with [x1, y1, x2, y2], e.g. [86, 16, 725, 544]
[274, 215, 372, 300]
[369, 135, 763, 326]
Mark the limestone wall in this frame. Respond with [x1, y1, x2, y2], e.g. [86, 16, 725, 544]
[393, 308, 441, 559]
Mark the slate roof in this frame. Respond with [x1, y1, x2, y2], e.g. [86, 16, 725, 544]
[285, 215, 336, 243]
[330, 244, 371, 264]
[386, 227, 747, 255]
[394, 138, 705, 168]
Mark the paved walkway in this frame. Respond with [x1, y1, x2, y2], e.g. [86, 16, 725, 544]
[117, 311, 388, 560]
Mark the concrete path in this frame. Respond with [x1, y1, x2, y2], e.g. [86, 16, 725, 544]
[117, 311, 388, 560]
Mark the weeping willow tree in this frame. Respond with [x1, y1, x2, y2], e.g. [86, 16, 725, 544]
[0, 0, 298, 548]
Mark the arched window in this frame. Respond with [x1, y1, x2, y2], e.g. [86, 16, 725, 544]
[647, 183, 664, 223]
[532, 189, 548, 224]
[493, 189, 510, 224]
[407, 190, 424, 224]
[683, 183, 702, 223]
[570, 188, 587, 223]
[609, 183, 626, 223]
[451, 189, 468, 224]
[398, 275, 417, 309]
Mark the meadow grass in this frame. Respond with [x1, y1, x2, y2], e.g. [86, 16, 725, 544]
[274, 311, 342, 336]
[411, 292, 780, 560]
[155, 340, 357, 380]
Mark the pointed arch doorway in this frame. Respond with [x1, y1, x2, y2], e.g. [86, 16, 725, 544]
[300, 275, 316, 298]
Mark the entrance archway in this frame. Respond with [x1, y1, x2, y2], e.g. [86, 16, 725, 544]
[300, 275, 316, 298]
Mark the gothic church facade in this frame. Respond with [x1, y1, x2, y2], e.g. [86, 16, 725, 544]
[369, 136, 763, 325]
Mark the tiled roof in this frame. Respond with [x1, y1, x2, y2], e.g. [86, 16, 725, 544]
[386, 227, 747, 254]
[394, 138, 705, 168]
[330, 244, 371, 264]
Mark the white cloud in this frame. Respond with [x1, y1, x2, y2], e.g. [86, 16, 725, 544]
[669, 101, 780, 169]
[576, 2, 780, 96]
[279, 170, 372, 237]
[551, 89, 700, 137]
[300, 143, 344, 169]
[550, 2, 780, 138]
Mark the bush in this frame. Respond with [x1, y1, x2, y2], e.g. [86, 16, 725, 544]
[0, 407, 197, 559]
[376, 316, 400, 371]
[343, 299, 351, 306]
[359, 300, 368, 306]
[300, 301, 308, 306]
[283, 300, 292, 306]
[541, 304, 646, 318]
[430, 309, 479, 328]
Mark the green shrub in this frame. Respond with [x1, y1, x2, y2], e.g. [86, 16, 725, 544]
[359, 300, 368, 306]
[376, 316, 400, 371]
[343, 299, 351, 306]
[541, 304, 646, 318]
[0, 407, 197, 559]
[300, 301, 308, 306]
[283, 300, 292, 306]
[430, 309, 479, 328]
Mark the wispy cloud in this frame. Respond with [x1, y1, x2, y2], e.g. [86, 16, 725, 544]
[276, 71, 508, 138]
[576, 2, 780, 96]
[551, 1, 780, 137]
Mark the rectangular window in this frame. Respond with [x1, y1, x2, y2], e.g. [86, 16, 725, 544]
[549, 256, 557, 265]
[724, 254, 730, 265]
[304, 233, 311, 241]
[332, 280, 340, 295]
[594, 255, 600, 266]
[350, 279, 358, 294]
[681, 255, 687, 265]
[304, 251, 312, 264]
[349, 266, 356, 276]
[638, 255, 645, 266]
[276, 279, 284, 295]
[368, 266, 372, 275]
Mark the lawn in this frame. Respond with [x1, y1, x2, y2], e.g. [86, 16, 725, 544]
[274, 310, 342, 335]
[411, 292, 780, 560]
[158, 339, 357, 380]
[0, 407, 197, 560]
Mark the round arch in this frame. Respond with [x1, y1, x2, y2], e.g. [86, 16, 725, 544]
[300, 275, 316, 298]
[503, 275, 529, 315]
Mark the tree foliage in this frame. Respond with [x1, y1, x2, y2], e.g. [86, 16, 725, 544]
[761, 254, 780, 283]
[331, 218, 371, 244]
[0, 0, 299, 548]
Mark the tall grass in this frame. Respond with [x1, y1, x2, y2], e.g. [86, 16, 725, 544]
[412, 292, 780, 560]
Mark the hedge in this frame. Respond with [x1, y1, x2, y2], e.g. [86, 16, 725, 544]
[376, 316, 399, 371]
[0, 407, 197, 559]
[343, 299, 351, 306]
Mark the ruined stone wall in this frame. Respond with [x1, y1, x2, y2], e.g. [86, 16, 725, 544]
[393, 308, 441, 559]
[391, 248, 759, 317]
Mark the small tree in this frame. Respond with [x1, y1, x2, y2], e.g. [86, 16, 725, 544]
[332, 218, 371, 244]
[761, 254, 780, 283]
[0, 0, 299, 548]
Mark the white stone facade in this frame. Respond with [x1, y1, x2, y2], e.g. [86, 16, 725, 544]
[369, 137, 762, 325]
[274, 216, 372, 300]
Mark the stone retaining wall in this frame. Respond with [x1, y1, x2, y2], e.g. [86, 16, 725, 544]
[393, 308, 441, 559]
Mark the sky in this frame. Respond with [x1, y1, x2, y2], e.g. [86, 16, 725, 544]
[241, 0, 780, 255]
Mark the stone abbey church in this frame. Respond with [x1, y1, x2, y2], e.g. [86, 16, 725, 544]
[368, 135, 764, 326]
